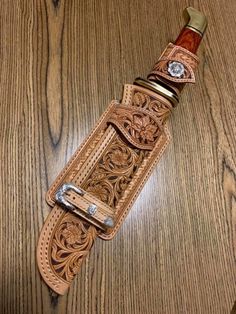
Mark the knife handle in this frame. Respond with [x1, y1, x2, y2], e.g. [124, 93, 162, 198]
[175, 28, 202, 54]
[142, 7, 207, 102]
[175, 7, 207, 53]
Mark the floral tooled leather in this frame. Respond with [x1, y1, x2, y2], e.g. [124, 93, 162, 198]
[46, 84, 172, 239]
[51, 213, 97, 282]
[82, 135, 147, 208]
[37, 205, 98, 295]
[37, 84, 172, 294]
[108, 105, 163, 150]
[131, 91, 172, 123]
[148, 43, 199, 84]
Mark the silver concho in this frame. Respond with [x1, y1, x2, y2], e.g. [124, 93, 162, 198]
[167, 61, 185, 78]
[104, 217, 114, 228]
[87, 204, 97, 216]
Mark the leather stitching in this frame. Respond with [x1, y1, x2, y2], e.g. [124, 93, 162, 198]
[100, 126, 170, 240]
[37, 85, 172, 293]
[148, 42, 199, 85]
[46, 102, 118, 206]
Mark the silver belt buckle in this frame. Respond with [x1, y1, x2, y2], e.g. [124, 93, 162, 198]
[55, 182, 114, 228]
[55, 183, 84, 211]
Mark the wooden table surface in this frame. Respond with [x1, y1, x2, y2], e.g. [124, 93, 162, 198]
[0, 1, 235, 313]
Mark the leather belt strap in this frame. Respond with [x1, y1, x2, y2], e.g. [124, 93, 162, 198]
[55, 183, 115, 230]
[148, 43, 199, 84]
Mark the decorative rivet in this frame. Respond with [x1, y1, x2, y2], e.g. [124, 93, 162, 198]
[167, 61, 185, 78]
[87, 204, 97, 216]
[104, 217, 114, 228]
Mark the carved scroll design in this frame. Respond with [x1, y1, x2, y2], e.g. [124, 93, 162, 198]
[51, 213, 97, 282]
[108, 105, 162, 150]
[132, 91, 172, 123]
[38, 87, 174, 294]
[81, 90, 171, 209]
[82, 135, 148, 208]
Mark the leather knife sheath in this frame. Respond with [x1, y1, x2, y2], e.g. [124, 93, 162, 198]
[37, 7, 207, 295]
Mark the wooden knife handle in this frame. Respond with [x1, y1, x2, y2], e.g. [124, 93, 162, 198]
[175, 27, 202, 54]
[175, 7, 207, 53]
[144, 7, 207, 99]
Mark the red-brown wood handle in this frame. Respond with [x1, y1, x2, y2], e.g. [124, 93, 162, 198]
[175, 7, 207, 53]
[175, 27, 202, 54]
[135, 8, 207, 104]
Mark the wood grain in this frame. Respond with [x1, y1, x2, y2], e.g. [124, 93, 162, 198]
[0, 0, 235, 313]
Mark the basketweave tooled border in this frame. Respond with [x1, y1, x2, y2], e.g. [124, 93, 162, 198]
[46, 84, 171, 240]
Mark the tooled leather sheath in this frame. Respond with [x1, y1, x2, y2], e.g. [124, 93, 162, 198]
[37, 85, 172, 294]
[37, 6, 207, 295]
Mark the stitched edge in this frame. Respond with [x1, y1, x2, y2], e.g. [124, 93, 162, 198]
[46, 102, 119, 206]
[37, 207, 69, 291]
[67, 191, 114, 224]
[69, 190, 114, 213]
[73, 126, 117, 186]
[108, 104, 163, 150]
[152, 57, 196, 83]
[45, 84, 172, 242]
[96, 84, 172, 239]
[99, 126, 171, 240]
[37, 84, 172, 292]
[168, 42, 200, 62]
[148, 42, 200, 84]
